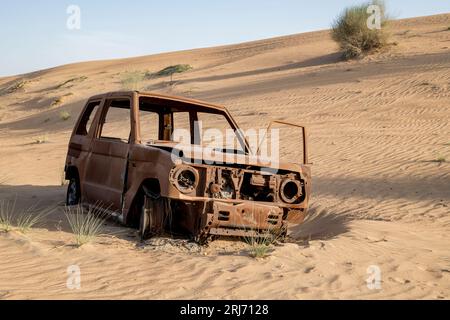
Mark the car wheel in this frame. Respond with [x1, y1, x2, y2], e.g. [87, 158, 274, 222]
[66, 178, 80, 206]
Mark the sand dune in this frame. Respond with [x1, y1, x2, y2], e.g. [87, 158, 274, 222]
[0, 14, 449, 299]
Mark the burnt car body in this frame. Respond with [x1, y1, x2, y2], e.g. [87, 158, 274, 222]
[64, 91, 311, 242]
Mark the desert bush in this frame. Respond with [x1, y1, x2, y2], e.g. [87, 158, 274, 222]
[156, 64, 192, 83]
[332, 1, 389, 59]
[121, 71, 145, 90]
[156, 64, 192, 77]
[65, 205, 110, 247]
[60, 111, 71, 121]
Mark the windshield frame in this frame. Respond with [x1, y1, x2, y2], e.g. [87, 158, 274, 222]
[137, 95, 252, 155]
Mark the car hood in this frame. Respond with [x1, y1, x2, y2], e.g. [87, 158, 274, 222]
[145, 141, 308, 173]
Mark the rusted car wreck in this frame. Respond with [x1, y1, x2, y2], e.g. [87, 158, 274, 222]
[64, 91, 311, 242]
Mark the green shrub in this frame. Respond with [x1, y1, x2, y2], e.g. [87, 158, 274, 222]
[156, 64, 192, 83]
[332, 1, 389, 59]
[156, 64, 192, 77]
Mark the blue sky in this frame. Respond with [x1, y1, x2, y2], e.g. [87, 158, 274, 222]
[0, 0, 449, 77]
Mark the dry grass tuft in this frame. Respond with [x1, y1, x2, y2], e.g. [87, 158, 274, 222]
[15, 205, 54, 233]
[0, 198, 54, 233]
[242, 226, 284, 259]
[0, 199, 15, 232]
[65, 205, 110, 247]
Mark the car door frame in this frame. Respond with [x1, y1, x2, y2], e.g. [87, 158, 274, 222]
[257, 120, 309, 165]
[81, 92, 137, 211]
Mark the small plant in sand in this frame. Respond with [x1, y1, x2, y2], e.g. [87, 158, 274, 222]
[60, 111, 71, 121]
[156, 64, 192, 84]
[65, 205, 110, 247]
[0, 199, 15, 232]
[332, 1, 390, 59]
[121, 71, 145, 90]
[245, 237, 272, 258]
[242, 227, 282, 259]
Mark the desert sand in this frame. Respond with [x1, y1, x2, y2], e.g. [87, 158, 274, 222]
[0, 14, 449, 300]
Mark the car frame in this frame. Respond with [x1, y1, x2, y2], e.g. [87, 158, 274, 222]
[64, 91, 311, 242]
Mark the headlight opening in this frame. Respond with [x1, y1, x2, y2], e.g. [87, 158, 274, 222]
[171, 166, 199, 194]
[280, 179, 302, 204]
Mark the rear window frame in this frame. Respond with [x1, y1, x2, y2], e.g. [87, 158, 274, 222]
[75, 99, 102, 136]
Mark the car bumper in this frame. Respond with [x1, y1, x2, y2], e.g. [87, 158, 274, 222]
[200, 200, 285, 238]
